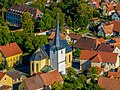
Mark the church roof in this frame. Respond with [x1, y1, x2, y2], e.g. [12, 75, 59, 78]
[41, 40, 72, 57]
[30, 49, 48, 61]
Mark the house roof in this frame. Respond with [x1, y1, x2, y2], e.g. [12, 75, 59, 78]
[48, 31, 66, 40]
[106, 2, 114, 12]
[80, 50, 118, 63]
[96, 43, 115, 52]
[117, 10, 120, 15]
[97, 38, 106, 43]
[24, 75, 44, 90]
[110, 20, 120, 32]
[95, 66, 103, 75]
[6, 69, 27, 80]
[0, 72, 5, 80]
[90, 0, 101, 3]
[40, 70, 63, 86]
[68, 33, 81, 40]
[92, 17, 100, 21]
[116, 3, 120, 11]
[30, 49, 48, 61]
[108, 71, 120, 78]
[109, 38, 120, 49]
[102, 24, 114, 34]
[74, 37, 100, 50]
[7, 4, 43, 19]
[0, 42, 22, 58]
[98, 77, 120, 90]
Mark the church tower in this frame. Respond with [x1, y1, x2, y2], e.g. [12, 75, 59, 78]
[50, 14, 66, 74]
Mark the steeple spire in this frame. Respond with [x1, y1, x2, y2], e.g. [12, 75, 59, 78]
[54, 13, 60, 48]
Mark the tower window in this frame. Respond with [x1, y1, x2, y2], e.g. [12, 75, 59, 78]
[61, 50, 63, 54]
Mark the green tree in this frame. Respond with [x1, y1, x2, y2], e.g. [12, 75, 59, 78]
[73, 49, 81, 58]
[21, 12, 34, 33]
[88, 67, 98, 79]
[39, 13, 53, 30]
[0, 21, 11, 45]
[51, 82, 63, 90]
[33, 35, 48, 50]
[66, 67, 77, 77]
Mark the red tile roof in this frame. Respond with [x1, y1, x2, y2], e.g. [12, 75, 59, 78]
[98, 77, 120, 90]
[74, 37, 100, 50]
[106, 2, 114, 12]
[90, 0, 101, 3]
[96, 43, 115, 52]
[68, 33, 81, 40]
[24, 75, 44, 90]
[108, 71, 120, 78]
[97, 38, 106, 43]
[91, 54, 102, 63]
[80, 50, 118, 63]
[0, 72, 5, 80]
[110, 20, 120, 32]
[40, 70, 63, 86]
[48, 31, 66, 40]
[116, 3, 120, 11]
[0, 42, 23, 58]
[102, 24, 114, 34]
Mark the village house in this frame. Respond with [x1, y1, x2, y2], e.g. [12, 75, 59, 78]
[98, 20, 120, 36]
[48, 31, 66, 41]
[19, 70, 63, 90]
[112, 10, 120, 20]
[0, 72, 13, 90]
[98, 77, 120, 90]
[6, 4, 43, 27]
[98, 23, 114, 37]
[80, 50, 119, 72]
[115, 3, 120, 11]
[74, 37, 100, 50]
[88, 0, 101, 8]
[0, 42, 23, 68]
[96, 43, 120, 55]
[5, 69, 27, 84]
[68, 33, 81, 43]
[110, 20, 120, 36]
[30, 17, 72, 75]
[106, 2, 115, 15]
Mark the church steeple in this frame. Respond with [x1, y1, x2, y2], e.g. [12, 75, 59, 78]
[53, 14, 60, 48]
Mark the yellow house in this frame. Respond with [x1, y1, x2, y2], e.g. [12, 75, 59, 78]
[0, 72, 13, 90]
[0, 42, 23, 68]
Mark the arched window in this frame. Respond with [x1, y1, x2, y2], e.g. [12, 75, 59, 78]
[36, 63, 39, 72]
[69, 55, 71, 62]
[32, 63, 34, 72]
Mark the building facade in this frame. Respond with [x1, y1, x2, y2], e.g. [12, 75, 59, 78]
[0, 42, 23, 68]
[6, 4, 43, 27]
[30, 16, 72, 75]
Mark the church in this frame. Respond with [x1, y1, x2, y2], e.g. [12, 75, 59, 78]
[30, 16, 72, 75]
